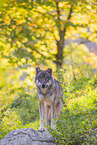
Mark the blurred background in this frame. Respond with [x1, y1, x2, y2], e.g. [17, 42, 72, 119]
[0, 0, 97, 144]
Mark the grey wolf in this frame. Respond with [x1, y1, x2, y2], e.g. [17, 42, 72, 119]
[34, 67, 63, 131]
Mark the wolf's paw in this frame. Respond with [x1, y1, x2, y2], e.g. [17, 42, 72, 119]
[38, 127, 45, 132]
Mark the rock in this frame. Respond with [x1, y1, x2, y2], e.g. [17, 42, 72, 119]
[0, 128, 56, 145]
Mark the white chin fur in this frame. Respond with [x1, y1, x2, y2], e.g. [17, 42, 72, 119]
[41, 88, 47, 94]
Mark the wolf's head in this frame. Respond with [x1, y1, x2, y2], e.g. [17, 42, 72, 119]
[34, 67, 53, 90]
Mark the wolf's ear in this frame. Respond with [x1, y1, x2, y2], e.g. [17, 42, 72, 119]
[46, 68, 52, 75]
[35, 66, 41, 74]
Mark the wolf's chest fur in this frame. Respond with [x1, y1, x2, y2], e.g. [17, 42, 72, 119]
[37, 85, 55, 106]
[39, 93, 55, 106]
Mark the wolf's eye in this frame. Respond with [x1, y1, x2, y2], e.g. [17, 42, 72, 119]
[46, 77, 49, 80]
[39, 76, 42, 79]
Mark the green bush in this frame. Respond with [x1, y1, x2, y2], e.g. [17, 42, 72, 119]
[0, 92, 39, 139]
[50, 75, 97, 145]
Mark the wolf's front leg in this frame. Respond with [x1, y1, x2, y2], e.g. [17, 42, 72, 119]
[38, 101, 45, 131]
[51, 102, 56, 129]
[45, 104, 50, 127]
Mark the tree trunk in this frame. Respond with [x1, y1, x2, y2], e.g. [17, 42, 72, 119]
[55, 2, 73, 71]
[56, 29, 66, 69]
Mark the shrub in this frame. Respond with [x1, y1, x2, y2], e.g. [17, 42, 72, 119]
[50, 75, 97, 145]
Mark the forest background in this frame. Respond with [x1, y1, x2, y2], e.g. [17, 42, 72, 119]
[0, 0, 97, 144]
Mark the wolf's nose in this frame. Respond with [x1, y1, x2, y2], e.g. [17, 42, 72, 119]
[42, 84, 45, 88]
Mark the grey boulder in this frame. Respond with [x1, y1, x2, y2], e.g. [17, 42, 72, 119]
[0, 128, 56, 145]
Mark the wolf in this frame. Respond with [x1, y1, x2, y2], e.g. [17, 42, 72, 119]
[34, 67, 63, 131]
